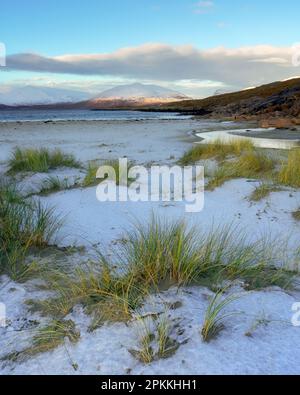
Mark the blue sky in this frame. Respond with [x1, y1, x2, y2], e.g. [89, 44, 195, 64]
[2, 0, 300, 53]
[1, 0, 300, 100]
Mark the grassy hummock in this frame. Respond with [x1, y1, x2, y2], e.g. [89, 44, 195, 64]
[26, 217, 295, 333]
[0, 182, 62, 280]
[179, 139, 254, 165]
[278, 148, 300, 188]
[207, 150, 276, 190]
[8, 147, 81, 173]
[249, 182, 283, 202]
[83, 159, 135, 187]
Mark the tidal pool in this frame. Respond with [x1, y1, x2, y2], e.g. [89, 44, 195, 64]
[195, 128, 300, 149]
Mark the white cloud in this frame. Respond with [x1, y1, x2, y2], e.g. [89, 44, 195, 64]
[2, 43, 299, 92]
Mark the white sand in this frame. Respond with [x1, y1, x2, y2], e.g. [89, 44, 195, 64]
[1, 118, 300, 375]
[0, 119, 203, 164]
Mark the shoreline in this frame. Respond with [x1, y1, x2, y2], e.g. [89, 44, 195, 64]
[0, 118, 206, 164]
[194, 127, 300, 149]
[0, 118, 193, 125]
[231, 127, 300, 141]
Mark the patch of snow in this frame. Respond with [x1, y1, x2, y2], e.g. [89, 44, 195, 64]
[0, 85, 89, 106]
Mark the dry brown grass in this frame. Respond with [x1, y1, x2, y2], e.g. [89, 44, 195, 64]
[179, 139, 254, 165]
[278, 148, 300, 188]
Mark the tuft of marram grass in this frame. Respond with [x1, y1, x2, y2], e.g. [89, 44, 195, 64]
[29, 319, 80, 355]
[2, 319, 80, 363]
[39, 176, 72, 195]
[82, 163, 99, 187]
[243, 266, 294, 290]
[244, 312, 271, 337]
[8, 147, 81, 173]
[207, 150, 276, 190]
[28, 217, 215, 324]
[27, 259, 146, 331]
[0, 182, 62, 280]
[201, 289, 239, 342]
[205, 146, 300, 191]
[206, 166, 234, 190]
[129, 317, 154, 363]
[156, 313, 180, 359]
[232, 150, 275, 177]
[179, 138, 254, 165]
[121, 218, 296, 292]
[120, 217, 205, 287]
[292, 209, 300, 221]
[249, 182, 282, 202]
[129, 313, 181, 363]
[26, 218, 296, 334]
[278, 148, 300, 188]
[82, 159, 135, 187]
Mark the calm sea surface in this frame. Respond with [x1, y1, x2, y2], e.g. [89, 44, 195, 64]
[0, 109, 190, 122]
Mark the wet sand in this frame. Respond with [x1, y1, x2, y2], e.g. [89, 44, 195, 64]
[231, 127, 300, 140]
[195, 127, 300, 149]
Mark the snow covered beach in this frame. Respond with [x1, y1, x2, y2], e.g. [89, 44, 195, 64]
[1, 117, 300, 375]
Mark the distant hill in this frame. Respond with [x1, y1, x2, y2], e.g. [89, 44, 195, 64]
[84, 83, 189, 109]
[0, 104, 11, 109]
[0, 85, 89, 106]
[157, 78, 300, 124]
[2, 80, 300, 126]
[0, 83, 189, 109]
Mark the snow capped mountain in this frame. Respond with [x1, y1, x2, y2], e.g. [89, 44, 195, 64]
[0, 83, 189, 108]
[0, 85, 89, 106]
[85, 83, 189, 109]
[95, 83, 188, 100]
